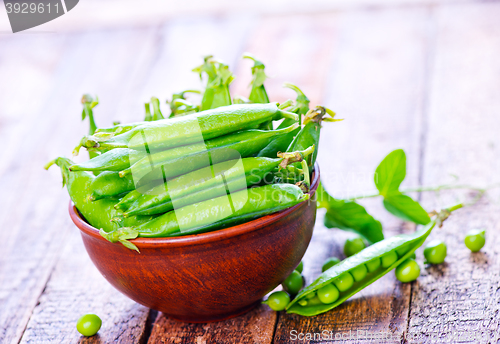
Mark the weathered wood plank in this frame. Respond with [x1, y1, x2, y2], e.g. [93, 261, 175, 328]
[148, 306, 276, 344]
[0, 28, 159, 344]
[19, 233, 151, 344]
[273, 7, 431, 344]
[407, 3, 500, 343]
[231, 13, 338, 106]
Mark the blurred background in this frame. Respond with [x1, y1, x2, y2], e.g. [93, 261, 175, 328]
[1, 0, 500, 342]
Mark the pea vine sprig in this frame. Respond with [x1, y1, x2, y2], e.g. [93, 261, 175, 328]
[318, 149, 500, 244]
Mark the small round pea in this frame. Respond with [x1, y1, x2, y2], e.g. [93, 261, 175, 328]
[423, 239, 447, 264]
[305, 292, 316, 300]
[295, 261, 303, 273]
[395, 259, 420, 283]
[322, 257, 341, 272]
[298, 299, 308, 307]
[333, 272, 354, 292]
[350, 264, 368, 282]
[464, 229, 486, 252]
[344, 237, 366, 257]
[317, 283, 340, 304]
[366, 257, 381, 272]
[381, 251, 398, 268]
[265, 291, 290, 311]
[282, 270, 303, 295]
[76, 314, 102, 337]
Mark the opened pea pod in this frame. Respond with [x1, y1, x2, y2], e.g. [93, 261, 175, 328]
[285, 206, 461, 316]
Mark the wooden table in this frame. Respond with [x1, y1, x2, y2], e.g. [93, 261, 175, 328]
[1, 0, 499, 343]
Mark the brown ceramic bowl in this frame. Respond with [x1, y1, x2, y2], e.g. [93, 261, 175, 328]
[70, 165, 319, 323]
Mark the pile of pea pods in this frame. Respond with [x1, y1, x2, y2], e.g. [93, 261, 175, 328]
[46, 54, 341, 252]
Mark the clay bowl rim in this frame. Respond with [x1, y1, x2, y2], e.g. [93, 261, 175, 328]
[70, 163, 319, 249]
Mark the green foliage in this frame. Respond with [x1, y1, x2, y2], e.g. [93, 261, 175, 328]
[318, 183, 383, 244]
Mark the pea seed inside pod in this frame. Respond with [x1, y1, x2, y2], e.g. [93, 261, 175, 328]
[381, 251, 398, 268]
[396, 245, 411, 258]
[317, 283, 340, 304]
[350, 264, 368, 282]
[305, 292, 316, 300]
[333, 272, 354, 292]
[366, 257, 381, 272]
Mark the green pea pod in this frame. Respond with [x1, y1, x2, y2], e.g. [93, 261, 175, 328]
[77, 103, 298, 153]
[258, 83, 310, 158]
[44, 158, 156, 232]
[69, 148, 141, 172]
[120, 146, 314, 216]
[287, 106, 341, 173]
[119, 124, 300, 183]
[89, 171, 135, 201]
[115, 189, 144, 211]
[286, 207, 461, 316]
[193, 55, 233, 111]
[102, 184, 309, 247]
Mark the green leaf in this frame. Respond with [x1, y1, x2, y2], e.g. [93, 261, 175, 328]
[318, 182, 383, 243]
[375, 149, 406, 196]
[324, 200, 384, 244]
[383, 193, 430, 225]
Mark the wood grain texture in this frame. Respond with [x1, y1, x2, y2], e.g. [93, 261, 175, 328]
[231, 13, 338, 106]
[274, 7, 431, 344]
[407, 3, 500, 343]
[148, 305, 276, 344]
[19, 232, 151, 344]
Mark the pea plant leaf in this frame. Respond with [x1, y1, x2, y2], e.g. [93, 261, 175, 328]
[375, 149, 406, 197]
[317, 183, 384, 244]
[383, 193, 431, 225]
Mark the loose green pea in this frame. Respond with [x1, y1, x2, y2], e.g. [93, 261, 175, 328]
[76, 314, 102, 337]
[333, 272, 354, 292]
[322, 257, 341, 272]
[381, 251, 398, 268]
[282, 270, 303, 295]
[265, 291, 290, 311]
[295, 261, 303, 273]
[317, 283, 340, 304]
[464, 229, 486, 252]
[350, 264, 368, 282]
[344, 237, 366, 257]
[423, 239, 447, 264]
[366, 257, 381, 272]
[395, 259, 420, 283]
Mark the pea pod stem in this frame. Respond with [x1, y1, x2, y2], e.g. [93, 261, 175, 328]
[150, 97, 165, 120]
[144, 103, 152, 121]
[81, 94, 99, 136]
